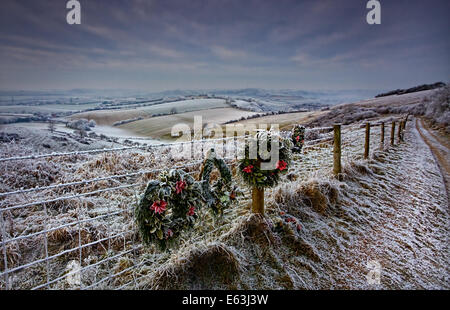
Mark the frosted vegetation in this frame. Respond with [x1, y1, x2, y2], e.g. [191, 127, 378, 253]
[1, 118, 448, 289]
[0, 85, 448, 290]
[309, 85, 450, 133]
[67, 119, 96, 131]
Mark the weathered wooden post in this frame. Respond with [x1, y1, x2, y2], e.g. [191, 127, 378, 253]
[403, 116, 408, 138]
[380, 122, 385, 150]
[397, 120, 402, 142]
[333, 124, 342, 177]
[402, 120, 406, 140]
[400, 120, 406, 141]
[252, 187, 265, 215]
[251, 161, 264, 214]
[391, 121, 396, 146]
[364, 122, 370, 159]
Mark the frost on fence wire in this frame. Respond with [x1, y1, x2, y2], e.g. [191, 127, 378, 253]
[1, 128, 341, 290]
[0, 184, 141, 289]
[0, 128, 335, 163]
[0, 156, 238, 288]
[0, 162, 208, 289]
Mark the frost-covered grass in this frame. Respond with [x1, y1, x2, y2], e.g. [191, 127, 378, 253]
[0, 123, 334, 289]
[307, 88, 443, 127]
[1, 114, 448, 290]
[0, 139, 212, 289]
[370, 86, 449, 133]
[137, 120, 448, 289]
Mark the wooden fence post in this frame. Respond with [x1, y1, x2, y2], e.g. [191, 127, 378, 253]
[403, 116, 408, 138]
[391, 121, 395, 146]
[252, 187, 265, 215]
[380, 122, 385, 150]
[400, 120, 406, 141]
[402, 120, 406, 140]
[333, 124, 342, 177]
[251, 161, 264, 214]
[397, 120, 402, 142]
[364, 122, 370, 159]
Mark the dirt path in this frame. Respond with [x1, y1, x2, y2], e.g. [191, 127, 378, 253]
[416, 118, 450, 205]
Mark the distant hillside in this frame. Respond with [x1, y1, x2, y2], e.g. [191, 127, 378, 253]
[375, 82, 445, 98]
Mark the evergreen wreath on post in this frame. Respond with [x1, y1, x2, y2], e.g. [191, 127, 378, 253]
[238, 130, 292, 215]
[135, 169, 204, 250]
[238, 130, 292, 190]
[291, 125, 305, 153]
[200, 149, 241, 216]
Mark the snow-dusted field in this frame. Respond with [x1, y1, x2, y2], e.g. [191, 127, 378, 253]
[119, 107, 261, 140]
[1, 122, 161, 145]
[71, 99, 229, 126]
[0, 88, 448, 290]
[92, 125, 161, 145]
[0, 104, 101, 114]
[230, 111, 323, 131]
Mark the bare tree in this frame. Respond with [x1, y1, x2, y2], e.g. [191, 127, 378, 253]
[48, 119, 56, 133]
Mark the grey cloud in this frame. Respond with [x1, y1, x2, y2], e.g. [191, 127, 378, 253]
[0, 0, 448, 91]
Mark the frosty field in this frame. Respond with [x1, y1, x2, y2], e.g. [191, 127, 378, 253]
[0, 104, 101, 114]
[0, 87, 449, 290]
[119, 107, 261, 140]
[71, 99, 230, 126]
[229, 111, 324, 131]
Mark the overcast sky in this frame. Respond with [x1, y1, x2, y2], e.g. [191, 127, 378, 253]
[0, 0, 448, 92]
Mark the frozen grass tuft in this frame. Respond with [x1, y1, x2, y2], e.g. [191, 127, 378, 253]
[342, 160, 373, 179]
[222, 213, 279, 247]
[272, 178, 340, 216]
[141, 242, 241, 289]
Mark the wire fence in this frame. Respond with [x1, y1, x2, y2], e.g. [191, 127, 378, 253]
[0, 120, 406, 290]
